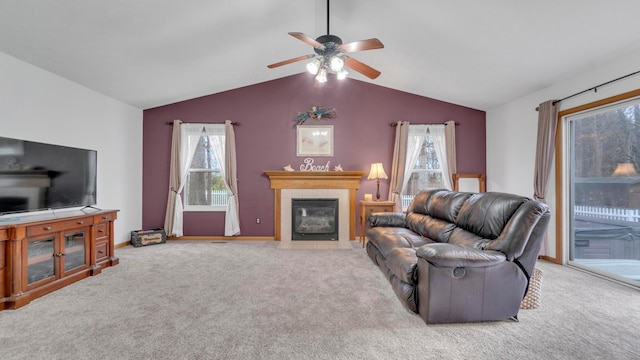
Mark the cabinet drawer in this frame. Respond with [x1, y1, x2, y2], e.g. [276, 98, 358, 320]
[365, 205, 394, 216]
[96, 240, 109, 263]
[27, 218, 94, 237]
[94, 223, 109, 238]
[94, 213, 114, 223]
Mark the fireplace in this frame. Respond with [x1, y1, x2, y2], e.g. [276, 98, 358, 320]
[264, 170, 365, 249]
[291, 198, 339, 241]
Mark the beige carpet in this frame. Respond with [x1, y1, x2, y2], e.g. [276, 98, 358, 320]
[1, 240, 639, 359]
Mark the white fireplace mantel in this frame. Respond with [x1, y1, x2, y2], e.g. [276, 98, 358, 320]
[265, 171, 365, 249]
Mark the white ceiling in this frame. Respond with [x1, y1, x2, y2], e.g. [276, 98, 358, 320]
[1, 0, 639, 111]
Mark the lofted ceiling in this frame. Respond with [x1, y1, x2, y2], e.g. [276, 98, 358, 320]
[1, 0, 640, 111]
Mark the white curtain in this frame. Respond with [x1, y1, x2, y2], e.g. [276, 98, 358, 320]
[225, 121, 240, 236]
[429, 125, 453, 190]
[170, 123, 205, 237]
[401, 125, 427, 192]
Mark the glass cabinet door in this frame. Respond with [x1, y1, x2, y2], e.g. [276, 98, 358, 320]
[27, 236, 55, 285]
[63, 230, 87, 273]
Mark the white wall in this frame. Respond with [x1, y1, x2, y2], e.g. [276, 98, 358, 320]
[486, 47, 640, 260]
[0, 52, 142, 245]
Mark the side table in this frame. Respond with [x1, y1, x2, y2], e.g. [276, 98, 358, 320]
[359, 200, 395, 247]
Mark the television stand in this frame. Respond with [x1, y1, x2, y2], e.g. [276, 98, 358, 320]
[0, 209, 119, 311]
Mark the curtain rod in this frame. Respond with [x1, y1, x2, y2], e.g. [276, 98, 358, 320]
[165, 121, 239, 126]
[390, 121, 458, 126]
[535, 69, 640, 111]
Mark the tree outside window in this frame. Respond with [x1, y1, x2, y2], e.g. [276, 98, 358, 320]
[402, 135, 444, 208]
[185, 135, 227, 208]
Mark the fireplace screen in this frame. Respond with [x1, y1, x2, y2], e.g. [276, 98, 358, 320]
[291, 198, 339, 240]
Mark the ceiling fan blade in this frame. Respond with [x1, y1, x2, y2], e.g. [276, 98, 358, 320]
[338, 38, 384, 53]
[343, 56, 381, 79]
[267, 54, 315, 69]
[288, 32, 325, 49]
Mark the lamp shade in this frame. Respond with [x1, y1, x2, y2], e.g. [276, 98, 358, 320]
[612, 162, 638, 176]
[368, 163, 388, 180]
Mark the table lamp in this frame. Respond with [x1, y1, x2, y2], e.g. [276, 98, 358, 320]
[368, 162, 388, 200]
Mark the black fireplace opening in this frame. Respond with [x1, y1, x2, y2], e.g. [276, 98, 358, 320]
[291, 198, 339, 241]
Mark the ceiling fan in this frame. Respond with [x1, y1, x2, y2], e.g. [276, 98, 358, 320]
[267, 0, 384, 82]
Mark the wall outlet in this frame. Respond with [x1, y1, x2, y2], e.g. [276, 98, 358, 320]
[256, 218, 261, 224]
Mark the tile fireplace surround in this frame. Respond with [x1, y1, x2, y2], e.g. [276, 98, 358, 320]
[265, 171, 366, 249]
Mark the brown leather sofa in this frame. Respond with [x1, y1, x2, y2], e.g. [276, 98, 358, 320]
[365, 189, 550, 324]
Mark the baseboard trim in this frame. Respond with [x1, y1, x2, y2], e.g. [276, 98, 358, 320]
[115, 242, 130, 249]
[540, 255, 561, 264]
[115, 236, 277, 248]
[167, 236, 276, 241]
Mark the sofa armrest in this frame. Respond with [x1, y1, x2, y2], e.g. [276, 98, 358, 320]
[368, 212, 406, 227]
[415, 243, 506, 268]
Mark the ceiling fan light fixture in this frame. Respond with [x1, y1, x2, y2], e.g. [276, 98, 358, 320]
[268, 0, 383, 82]
[329, 56, 344, 72]
[306, 58, 322, 74]
[316, 67, 328, 83]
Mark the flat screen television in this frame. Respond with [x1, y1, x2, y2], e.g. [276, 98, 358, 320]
[0, 136, 97, 216]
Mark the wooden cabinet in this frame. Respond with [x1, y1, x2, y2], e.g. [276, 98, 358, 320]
[359, 200, 396, 247]
[0, 209, 118, 311]
[23, 225, 90, 292]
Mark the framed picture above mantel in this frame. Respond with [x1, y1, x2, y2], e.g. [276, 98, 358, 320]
[296, 125, 333, 157]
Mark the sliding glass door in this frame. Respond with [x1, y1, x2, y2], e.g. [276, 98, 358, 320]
[565, 96, 640, 286]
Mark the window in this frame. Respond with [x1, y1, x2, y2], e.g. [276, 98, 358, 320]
[561, 91, 640, 286]
[401, 125, 449, 209]
[402, 136, 442, 195]
[183, 125, 227, 211]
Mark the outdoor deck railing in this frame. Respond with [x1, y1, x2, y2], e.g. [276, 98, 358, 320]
[209, 189, 228, 206]
[574, 205, 640, 223]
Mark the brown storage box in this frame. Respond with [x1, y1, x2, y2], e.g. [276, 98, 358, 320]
[130, 228, 166, 247]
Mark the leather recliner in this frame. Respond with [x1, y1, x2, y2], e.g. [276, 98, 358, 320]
[365, 189, 550, 324]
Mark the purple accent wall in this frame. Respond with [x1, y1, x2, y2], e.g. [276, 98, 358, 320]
[143, 73, 486, 237]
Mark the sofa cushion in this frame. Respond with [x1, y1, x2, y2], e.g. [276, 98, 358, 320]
[390, 274, 418, 313]
[406, 190, 437, 214]
[368, 212, 406, 227]
[447, 227, 489, 249]
[386, 247, 419, 284]
[483, 200, 550, 261]
[406, 213, 457, 243]
[455, 192, 528, 239]
[416, 243, 506, 268]
[426, 190, 472, 223]
[367, 227, 434, 257]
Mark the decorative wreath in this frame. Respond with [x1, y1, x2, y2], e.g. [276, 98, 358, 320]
[293, 105, 337, 127]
